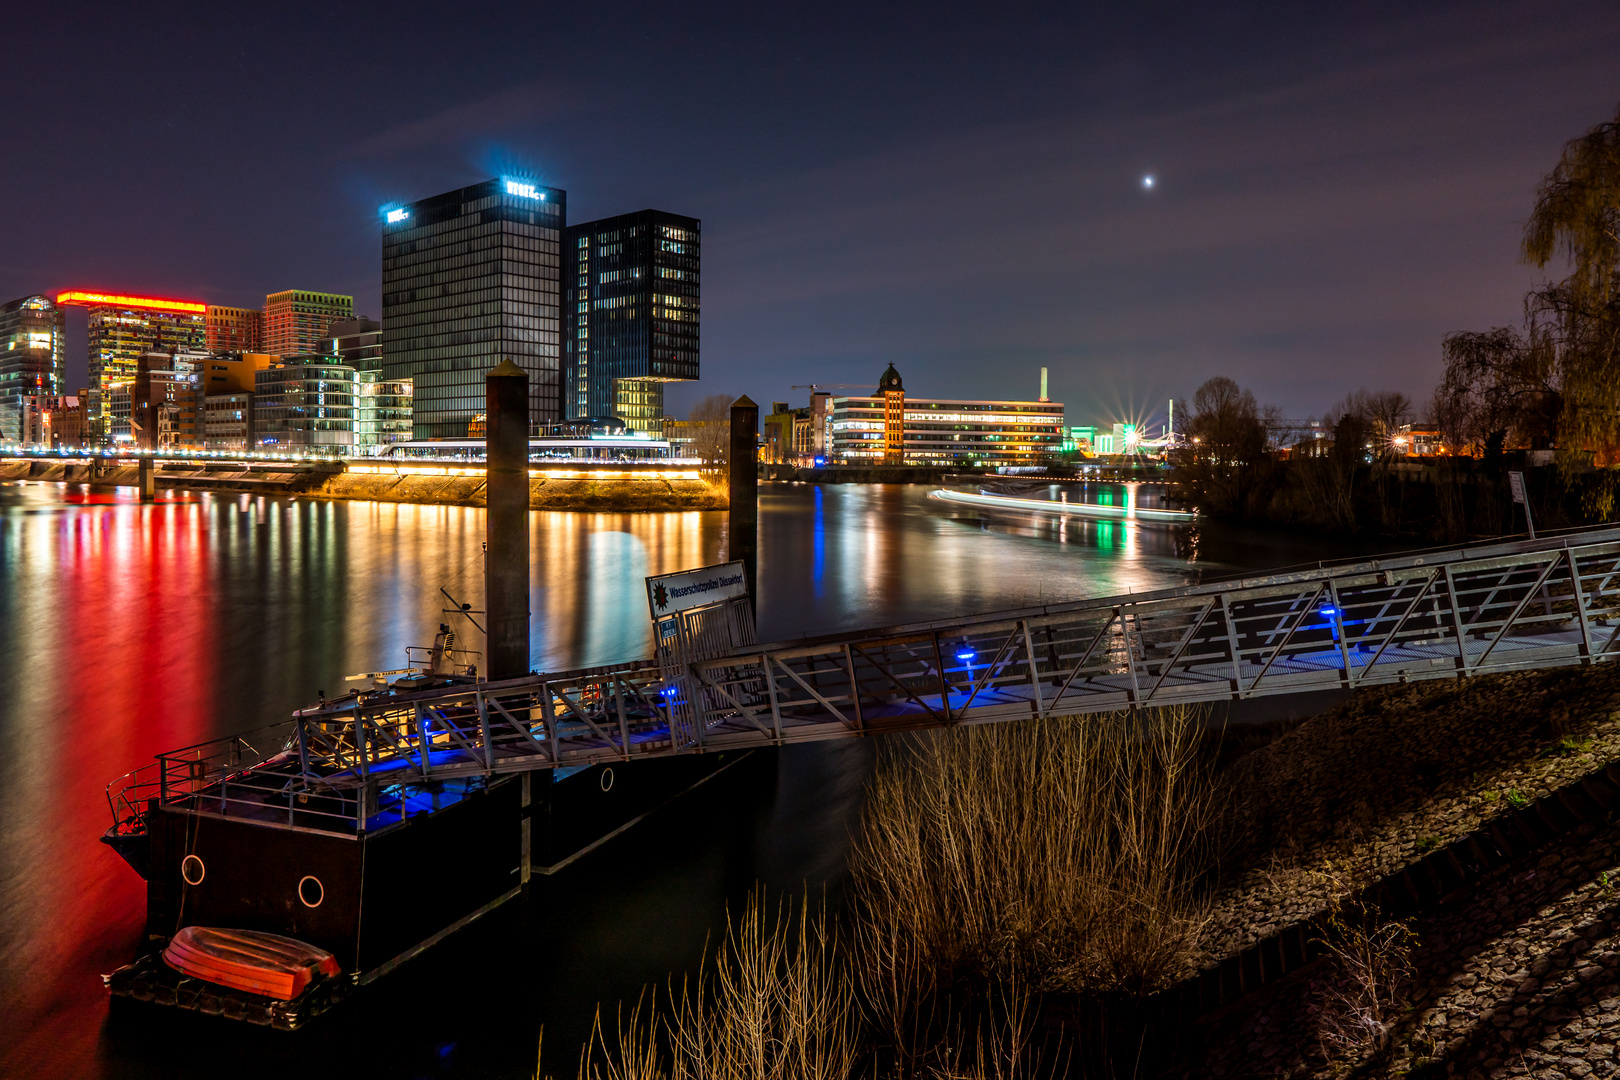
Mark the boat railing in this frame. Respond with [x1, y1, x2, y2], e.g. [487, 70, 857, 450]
[105, 733, 267, 835]
[403, 645, 481, 678]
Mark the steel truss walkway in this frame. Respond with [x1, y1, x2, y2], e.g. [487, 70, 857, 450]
[113, 526, 1620, 833]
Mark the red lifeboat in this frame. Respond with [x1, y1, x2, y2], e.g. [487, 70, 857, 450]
[162, 927, 341, 1001]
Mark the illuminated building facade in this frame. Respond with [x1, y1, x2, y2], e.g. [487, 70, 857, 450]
[382, 177, 565, 437]
[563, 209, 699, 436]
[57, 291, 207, 442]
[356, 371, 413, 452]
[254, 358, 357, 450]
[263, 290, 353, 358]
[0, 295, 64, 442]
[203, 393, 255, 450]
[830, 364, 1064, 464]
[206, 305, 263, 351]
[108, 350, 204, 448]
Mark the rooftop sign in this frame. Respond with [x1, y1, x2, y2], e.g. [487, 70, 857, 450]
[56, 291, 206, 314]
[503, 179, 543, 201]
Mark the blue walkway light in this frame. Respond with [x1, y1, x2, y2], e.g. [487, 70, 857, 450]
[955, 645, 977, 663]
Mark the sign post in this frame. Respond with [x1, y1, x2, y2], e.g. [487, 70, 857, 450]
[1508, 470, 1535, 540]
[646, 560, 750, 619]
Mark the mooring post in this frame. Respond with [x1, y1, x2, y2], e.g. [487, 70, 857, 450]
[486, 361, 531, 681]
[137, 456, 155, 501]
[728, 395, 760, 606]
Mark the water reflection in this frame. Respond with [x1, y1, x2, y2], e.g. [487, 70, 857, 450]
[0, 479, 1377, 1078]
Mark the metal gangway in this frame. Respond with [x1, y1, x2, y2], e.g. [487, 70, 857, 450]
[115, 526, 1620, 832]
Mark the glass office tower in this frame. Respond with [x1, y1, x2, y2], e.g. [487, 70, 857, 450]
[382, 178, 565, 437]
[0, 295, 65, 442]
[563, 210, 700, 436]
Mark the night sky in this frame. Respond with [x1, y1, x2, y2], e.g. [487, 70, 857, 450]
[7, 1, 1620, 429]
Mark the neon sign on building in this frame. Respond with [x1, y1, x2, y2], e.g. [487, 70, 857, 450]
[386, 208, 409, 223]
[504, 179, 543, 200]
[55, 291, 207, 314]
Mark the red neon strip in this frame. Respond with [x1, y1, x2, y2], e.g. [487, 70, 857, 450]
[55, 291, 207, 314]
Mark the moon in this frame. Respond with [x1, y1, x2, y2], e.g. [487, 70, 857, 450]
[1142, 175, 1155, 189]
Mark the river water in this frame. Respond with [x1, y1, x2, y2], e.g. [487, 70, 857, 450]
[0, 480, 1381, 1078]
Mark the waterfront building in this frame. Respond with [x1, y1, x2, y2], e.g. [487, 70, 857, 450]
[254, 358, 357, 451]
[829, 364, 1064, 465]
[763, 401, 815, 465]
[1063, 425, 1099, 454]
[325, 316, 382, 373]
[382, 177, 565, 437]
[263, 290, 353, 358]
[809, 391, 833, 461]
[56, 291, 207, 443]
[16, 394, 76, 447]
[199, 351, 275, 398]
[0, 295, 65, 443]
[128, 350, 204, 449]
[203, 392, 255, 451]
[206, 305, 263, 352]
[356, 371, 413, 453]
[563, 209, 699, 436]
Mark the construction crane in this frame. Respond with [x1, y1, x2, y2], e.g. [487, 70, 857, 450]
[790, 383, 876, 390]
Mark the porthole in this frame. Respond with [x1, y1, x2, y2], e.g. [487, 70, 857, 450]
[600, 767, 615, 793]
[298, 875, 324, 909]
[181, 855, 205, 886]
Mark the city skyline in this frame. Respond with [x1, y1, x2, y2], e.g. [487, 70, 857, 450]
[10, 4, 1620, 426]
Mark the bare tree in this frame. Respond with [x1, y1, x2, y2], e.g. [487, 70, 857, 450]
[688, 394, 733, 473]
[1435, 327, 1560, 455]
[1172, 376, 1271, 515]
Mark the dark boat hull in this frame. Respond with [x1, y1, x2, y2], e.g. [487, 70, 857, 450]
[129, 751, 756, 998]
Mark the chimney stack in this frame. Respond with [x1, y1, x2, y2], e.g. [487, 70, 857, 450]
[1039, 367, 1049, 403]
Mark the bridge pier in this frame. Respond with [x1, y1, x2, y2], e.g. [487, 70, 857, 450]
[137, 457, 156, 500]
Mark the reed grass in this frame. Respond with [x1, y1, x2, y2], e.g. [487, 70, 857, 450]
[849, 706, 1214, 1076]
[577, 890, 858, 1080]
[576, 706, 1214, 1080]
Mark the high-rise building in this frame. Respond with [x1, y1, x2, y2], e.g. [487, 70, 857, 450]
[324, 316, 382, 373]
[56, 291, 208, 442]
[263, 290, 353, 358]
[206, 305, 263, 352]
[382, 177, 565, 438]
[563, 210, 699, 436]
[0, 295, 65, 442]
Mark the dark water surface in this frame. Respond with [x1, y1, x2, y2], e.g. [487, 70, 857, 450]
[0, 480, 1382, 1078]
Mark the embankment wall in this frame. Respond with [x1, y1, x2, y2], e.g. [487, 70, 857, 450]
[0, 461, 728, 512]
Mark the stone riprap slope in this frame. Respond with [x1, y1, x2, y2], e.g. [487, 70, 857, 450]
[1171, 812, 1620, 1078]
[1199, 666, 1620, 971]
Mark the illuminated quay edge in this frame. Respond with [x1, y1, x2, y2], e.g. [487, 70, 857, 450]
[930, 486, 1196, 522]
[55, 290, 208, 314]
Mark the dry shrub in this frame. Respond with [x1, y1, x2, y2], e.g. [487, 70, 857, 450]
[577, 890, 858, 1080]
[1308, 900, 1418, 1069]
[850, 707, 1214, 1076]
